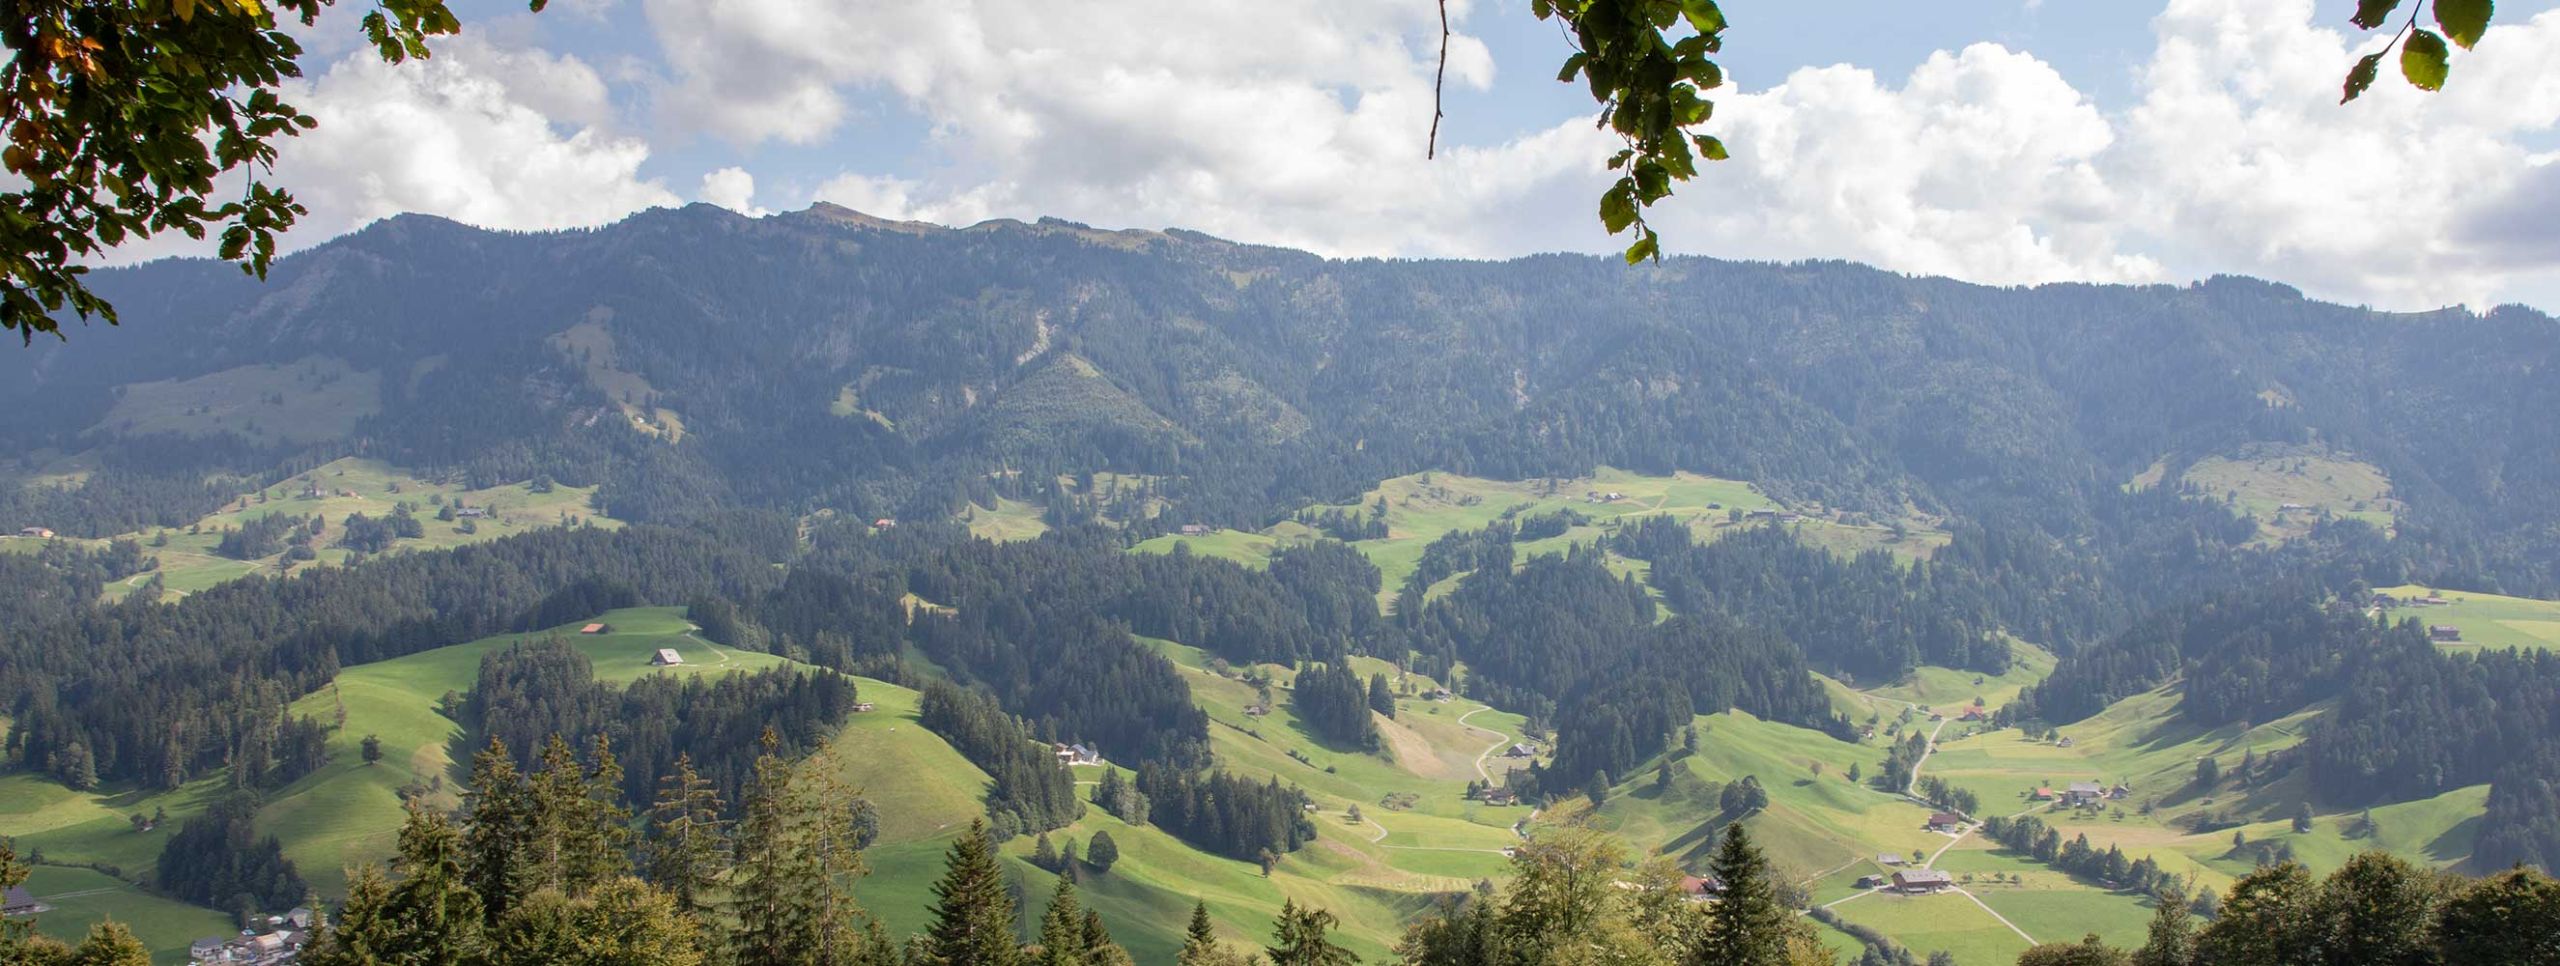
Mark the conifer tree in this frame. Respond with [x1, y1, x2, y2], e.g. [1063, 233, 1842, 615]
[462, 736, 534, 926]
[1178, 901, 1235, 966]
[731, 730, 874, 966]
[2132, 886, 2194, 966]
[65, 920, 150, 966]
[645, 752, 730, 917]
[1079, 909, 1130, 966]
[925, 819, 1022, 966]
[1265, 900, 1357, 966]
[1696, 822, 1794, 966]
[1033, 833, 1058, 872]
[1036, 872, 1087, 966]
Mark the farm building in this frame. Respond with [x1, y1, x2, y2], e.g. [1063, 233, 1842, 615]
[1893, 869, 1954, 893]
[13, 527, 52, 539]
[1179, 524, 1211, 536]
[651, 649, 683, 666]
[1927, 812, 1965, 832]
[2029, 787, 2057, 802]
[1, 886, 36, 916]
[1482, 787, 1518, 806]
[2430, 625, 2463, 642]
[1424, 687, 1452, 701]
[851, 702, 877, 713]
[1959, 708, 1987, 722]
[2064, 781, 2105, 806]
[581, 623, 610, 634]
[1856, 875, 1886, 889]
[1052, 743, 1101, 766]
[1677, 875, 1724, 900]
[454, 506, 489, 518]
[1878, 852, 1904, 866]
[873, 518, 897, 529]
[1506, 743, 1536, 758]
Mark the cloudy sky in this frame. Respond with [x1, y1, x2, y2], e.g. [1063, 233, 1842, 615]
[147, 0, 2560, 311]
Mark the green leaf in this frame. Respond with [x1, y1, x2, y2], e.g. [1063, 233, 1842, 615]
[1680, 0, 1726, 34]
[2401, 28, 2450, 90]
[1599, 187, 1638, 235]
[2341, 52, 2383, 102]
[1557, 53, 1590, 83]
[2434, 0, 2492, 48]
[2351, 0, 2403, 29]
[1695, 135, 1729, 162]
[1623, 231, 1660, 265]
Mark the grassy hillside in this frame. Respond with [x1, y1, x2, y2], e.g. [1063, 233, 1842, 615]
[1132, 468, 1950, 610]
[16, 866, 237, 965]
[95, 356, 381, 446]
[2374, 583, 2560, 651]
[2174, 445, 2399, 542]
[2, 456, 616, 603]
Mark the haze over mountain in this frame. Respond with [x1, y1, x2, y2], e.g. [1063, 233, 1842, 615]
[8, 203, 2557, 584]
[6, 205, 2560, 965]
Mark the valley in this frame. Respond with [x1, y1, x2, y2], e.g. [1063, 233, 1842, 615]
[0, 212, 2555, 965]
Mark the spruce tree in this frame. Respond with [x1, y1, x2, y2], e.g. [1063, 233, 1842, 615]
[925, 819, 1022, 966]
[1179, 901, 1226, 966]
[461, 736, 533, 926]
[2132, 886, 2194, 966]
[1079, 909, 1128, 966]
[644, 752, 729, 916]
[1265, 900, 1356, 966]
[1036, 872, 1086, 966]
[732, 732, 820, 966]
[1695, 822, 1791, 966]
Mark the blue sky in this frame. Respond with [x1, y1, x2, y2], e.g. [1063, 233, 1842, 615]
[146, 0, 2560, 311]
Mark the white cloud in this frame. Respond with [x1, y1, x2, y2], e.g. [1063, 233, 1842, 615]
[274, 44, 678, 240]
[698, 166, 768, 216]
[104, 40, 676, 264]
[2118, 0, 2560, 308]
[1655, 45, 2160, 286]
[648, 0, 1607, 258]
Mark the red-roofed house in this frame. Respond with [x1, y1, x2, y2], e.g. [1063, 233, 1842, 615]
[580, 623, 607, 634]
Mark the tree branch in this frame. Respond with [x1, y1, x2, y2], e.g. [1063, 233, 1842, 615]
[1428, 0, 1449, 159]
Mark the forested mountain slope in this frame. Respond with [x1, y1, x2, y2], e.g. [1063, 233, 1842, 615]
[4, 204, 2554, 592]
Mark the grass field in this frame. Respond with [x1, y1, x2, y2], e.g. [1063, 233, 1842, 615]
[2374, 584, 2560, 651]
[0, 607, 789, 901]
[1132, 468, 1950, 611]
[960, 496, 1050, 543]
[8, 456, 617, 604]
[2173, 445, 2398, 542]
[96, 356, 381, 446]
[1827, 890, 2032, 965]
[16, 865, 237, 965]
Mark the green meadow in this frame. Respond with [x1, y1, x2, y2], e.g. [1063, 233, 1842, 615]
[1131, 468, 1950, 611]
[9, 456, 617, 603]
[2171, 446, 2399, 542]
[2374, 583, 2560, 652]
[17, 866, 237, 965]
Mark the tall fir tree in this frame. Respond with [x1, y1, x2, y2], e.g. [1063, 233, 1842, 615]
[1695, 823, 1793, 966]
[1036, 872, 1086, 966]
[462, 736, 534, 926]
[1265, 900, 1357, 966]
[645, 752, 730, 916]
[924, 819, 1022, 966]
[2132, 886, 2194, 966]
